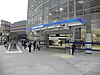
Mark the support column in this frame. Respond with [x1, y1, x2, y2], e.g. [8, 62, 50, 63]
[85, 0, 92, 54]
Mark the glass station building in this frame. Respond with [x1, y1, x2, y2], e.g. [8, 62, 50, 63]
[27, 0, 100, 49]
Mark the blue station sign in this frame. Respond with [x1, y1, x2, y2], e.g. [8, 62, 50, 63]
[26, 18, 87, 30]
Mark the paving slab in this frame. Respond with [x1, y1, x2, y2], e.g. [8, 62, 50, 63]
[0, 45, 100, 75]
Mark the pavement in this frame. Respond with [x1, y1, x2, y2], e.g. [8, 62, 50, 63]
[0, 45, 100, 75]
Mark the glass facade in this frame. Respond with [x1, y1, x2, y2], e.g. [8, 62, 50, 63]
[27, 0, 100, 48]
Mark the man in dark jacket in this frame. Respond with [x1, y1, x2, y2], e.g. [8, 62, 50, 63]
[4, 41, 7, 47]
[72, 43, 76, 55]
[28, 42, 32, 52]
[33, 41, 36, 51]
[4, 41, 7, 45]
[37, 41, 41, 51]
[23, 40, 27, 49]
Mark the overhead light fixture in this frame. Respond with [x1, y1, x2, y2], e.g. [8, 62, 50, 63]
[40, 17, 42, 19]
[60, 8, 64, 11]
[78, 0, 84, 4]
[49, 13, 52, 15]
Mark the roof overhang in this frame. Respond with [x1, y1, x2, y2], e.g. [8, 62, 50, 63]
[26, 18, 87, 31]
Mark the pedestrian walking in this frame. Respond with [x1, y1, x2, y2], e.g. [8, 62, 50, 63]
[28, 42, 32, 52]
[4, 40, 7, 47]
[59, 40, 63, 46]
[33, 41, 36, 51]
[23, 40, 27, 49]
[37, 41, 41, 51]
[13, 40, 16, 49]
[82, 42, 85, 48]
[21, 41, 24, 46]
[81, 40, 85, 48]
[72, 43, 76, 55]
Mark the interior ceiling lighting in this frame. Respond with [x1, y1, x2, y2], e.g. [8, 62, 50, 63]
[49, 13, 52, 16]
[78, 0, 84, 4]
[40, 17, 42, 19]
[60, 8, 64, 11]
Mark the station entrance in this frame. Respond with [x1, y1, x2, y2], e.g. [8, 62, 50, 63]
[27, 18, 90, 54]
[44, 26, 82, 52]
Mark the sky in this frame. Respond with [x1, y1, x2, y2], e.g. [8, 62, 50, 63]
[0, 0, 28, 23]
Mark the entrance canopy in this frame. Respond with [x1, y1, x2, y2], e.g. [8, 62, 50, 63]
[26, 18, 87, 31]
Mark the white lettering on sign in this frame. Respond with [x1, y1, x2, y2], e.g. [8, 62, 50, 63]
[32, 25, 43, 29]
